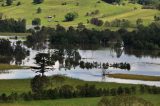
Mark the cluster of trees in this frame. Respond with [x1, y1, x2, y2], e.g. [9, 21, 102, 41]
[1, 0, 21, 6]
[65, 12, 78, 21]
[140, 85, 160, 94]
[90, 18, 104, 26]
[0, 18, 26, 32]
[27, 21, 160, 50]
[130, 0, 160, 10]
[105, 19, 131, 28]
[49, 24, 120, 46]
[0, 39, 29, 65]
[111, 62, 130, 70]
[98, 95, 153, 106]
[85, 10, 100, 16]
[122, 22, 160, 50]
[6, 0, 13, 6]
[154, 15, 160, 21]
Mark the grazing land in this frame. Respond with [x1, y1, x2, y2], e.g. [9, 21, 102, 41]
[0, 0, 159, 28]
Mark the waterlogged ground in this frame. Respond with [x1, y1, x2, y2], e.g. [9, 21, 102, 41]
[0, 36, 160, 86]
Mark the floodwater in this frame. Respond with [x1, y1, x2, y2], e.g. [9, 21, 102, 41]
[0, 36, 160, 86]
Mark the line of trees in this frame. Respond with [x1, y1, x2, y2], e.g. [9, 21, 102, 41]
[0, 18, 26, 32]
[139, 85, 160, 94]
[105, 19, 132, 28]
[26, 21, 160, 50]
[98, 95, 153, 106]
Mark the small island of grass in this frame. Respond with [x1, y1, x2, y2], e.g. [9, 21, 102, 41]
[0, 64, 24, 70]
[108, 74, 160, 81]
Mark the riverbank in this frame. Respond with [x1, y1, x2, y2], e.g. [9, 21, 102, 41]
[0, 64, 26, 71]
[108, 74, 160, 81]
[0, 76, 136, 94]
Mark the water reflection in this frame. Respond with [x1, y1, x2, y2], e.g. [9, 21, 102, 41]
[0, 38, 29, 65]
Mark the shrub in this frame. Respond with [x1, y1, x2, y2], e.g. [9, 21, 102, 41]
[65, 12, 78, 21]
[90, 18, 103, 26]
[16, 1, 21, 6]
[37, 7, 42, 14]
[61, 2, 67, 5]
[32, 18, 41, 25]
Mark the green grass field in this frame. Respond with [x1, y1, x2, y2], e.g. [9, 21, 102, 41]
[0, 0, 159, 28]
[0, 76, 135, 94]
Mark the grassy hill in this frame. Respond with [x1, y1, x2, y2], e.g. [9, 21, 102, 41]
[0, 0, 159, 29]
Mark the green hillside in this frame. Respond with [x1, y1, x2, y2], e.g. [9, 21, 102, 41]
[0, 0, 159, 28]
